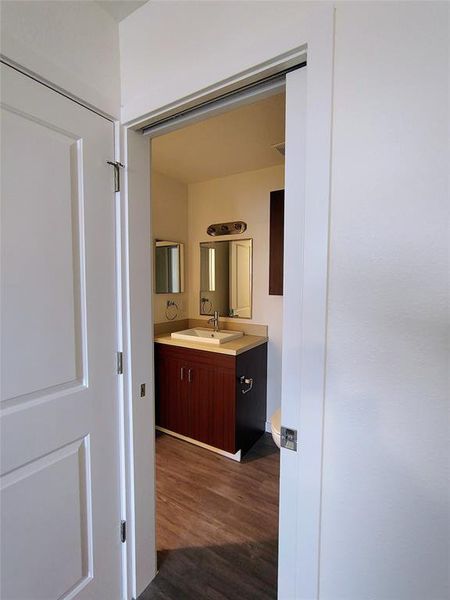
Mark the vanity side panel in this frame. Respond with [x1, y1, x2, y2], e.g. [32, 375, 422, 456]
[236, 343, 268, 455]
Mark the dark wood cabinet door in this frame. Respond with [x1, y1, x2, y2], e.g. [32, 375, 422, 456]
[186, 363, 214, 447]
[155, 350, 189, 437]
[188, 362, 236, 454]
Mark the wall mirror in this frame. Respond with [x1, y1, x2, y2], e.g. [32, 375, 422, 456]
[200, 239, 252, 319]
[155, 240, 184, 293]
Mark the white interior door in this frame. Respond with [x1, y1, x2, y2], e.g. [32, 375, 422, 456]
[278, 53, 332, 599]
[127, 41, 332, 599]
[0, 63, 122, 600]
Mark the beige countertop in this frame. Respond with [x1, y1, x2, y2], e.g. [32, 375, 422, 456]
[154, 332, 268, 356]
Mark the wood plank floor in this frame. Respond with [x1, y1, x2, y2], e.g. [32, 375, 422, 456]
[138, 432, 280, 600]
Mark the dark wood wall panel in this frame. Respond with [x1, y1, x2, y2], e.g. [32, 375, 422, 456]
[269, 189, 285, 295]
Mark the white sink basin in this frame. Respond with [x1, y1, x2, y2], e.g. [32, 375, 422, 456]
[171, 327, 244, 345]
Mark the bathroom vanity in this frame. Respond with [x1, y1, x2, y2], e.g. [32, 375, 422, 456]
[154, 334, 267, 459]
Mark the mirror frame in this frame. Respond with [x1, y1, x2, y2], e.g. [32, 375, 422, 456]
[199, 238, 253, 319]
[154, 239, 185, 294]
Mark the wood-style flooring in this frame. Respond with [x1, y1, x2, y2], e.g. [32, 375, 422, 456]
[138, 432, 280, 600]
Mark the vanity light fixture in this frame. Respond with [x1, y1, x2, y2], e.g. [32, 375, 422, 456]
[207, 221, 247, 236]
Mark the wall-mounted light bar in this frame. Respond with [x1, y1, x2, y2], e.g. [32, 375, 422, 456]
[207, 221, 247, 236]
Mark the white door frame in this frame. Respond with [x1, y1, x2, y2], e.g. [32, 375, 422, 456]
[122, 4, 334, 599]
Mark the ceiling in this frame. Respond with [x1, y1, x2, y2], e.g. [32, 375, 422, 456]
[152, 92, 285, 184]
[96, 1, 148, 22]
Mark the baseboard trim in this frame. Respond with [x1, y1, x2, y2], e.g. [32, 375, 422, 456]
[156, 426, 242, 462]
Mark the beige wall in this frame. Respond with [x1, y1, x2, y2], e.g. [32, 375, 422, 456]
[187, 165, 284, 422]
[151, 171, 188, 323]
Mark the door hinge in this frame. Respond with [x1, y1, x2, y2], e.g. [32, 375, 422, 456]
[120, 520, 126, 543]
[107, 160, 125, 192]
[117, 351, 123, 375]
[280, 426, 298, 451]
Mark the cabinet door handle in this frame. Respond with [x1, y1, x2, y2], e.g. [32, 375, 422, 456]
[180, 367, 184, 381]
[188, 368, 192, 383]
[239, 376, 253, 394]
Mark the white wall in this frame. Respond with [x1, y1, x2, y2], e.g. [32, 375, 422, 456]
[119, 0, 310, 123]
[151, 170, 189, 323]
[320, 3, 449, 599]
[121, 2, 449, 598]
[188, 166, 285, 422]
[0, 0, 121, 117]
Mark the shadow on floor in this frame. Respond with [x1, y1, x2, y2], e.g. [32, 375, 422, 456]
[138, 539, 278, 600]
[241, 435, 279, 463]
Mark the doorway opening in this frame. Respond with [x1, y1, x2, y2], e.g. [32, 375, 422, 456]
[140, 88, 286, 599]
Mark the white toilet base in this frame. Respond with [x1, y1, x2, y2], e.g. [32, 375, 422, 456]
[270, 407, 281, 449]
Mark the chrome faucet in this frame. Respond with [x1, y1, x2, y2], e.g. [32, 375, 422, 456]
[208, 310, 220, 332]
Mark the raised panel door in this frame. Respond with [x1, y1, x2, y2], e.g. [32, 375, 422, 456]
[1, 63, 121, 599]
